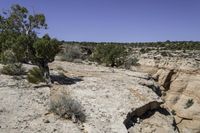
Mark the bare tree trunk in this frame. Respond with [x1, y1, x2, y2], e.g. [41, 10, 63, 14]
[38, 61, 51, 84]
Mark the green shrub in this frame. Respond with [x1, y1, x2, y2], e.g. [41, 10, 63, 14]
[1, 50, 17, 64]
[50, 92, 86, 123]
[140, 48, 151, 54]
[171, 109, 176, 115]
[184, 99, 194, 109]
[27, 67, 45, 84]
[124, 57, 139, 69]
[92, 44, 127, 67]
[11, 35, 29, 63]
[140, 48, 145, 53]
[60, 45, 82, 62]
[161, 51, 168, 56]
[1, 63, 25, 76]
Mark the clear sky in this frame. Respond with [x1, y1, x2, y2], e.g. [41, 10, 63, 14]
[0, 0, 200, 42]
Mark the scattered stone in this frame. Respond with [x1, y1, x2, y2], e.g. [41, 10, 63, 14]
[43, 119, 50, 123]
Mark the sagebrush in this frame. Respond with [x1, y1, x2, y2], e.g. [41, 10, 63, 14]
[1, 63, 25, 76]
[124, 57, 139, 69]
[1, 50, 17, 64]
[50, 92, 86, 123]
[60, 45, 82, 62]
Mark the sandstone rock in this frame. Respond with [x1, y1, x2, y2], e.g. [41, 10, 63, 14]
[0, 61, 180, 133]
[153, 69, 174, 90]
[0, 74, 81, 133]
[138, 53, 200, 73]
[49, 61, 177, 133]
[128, 111, 177, 133]
[137, 51, 200, 133]
[155, 69, 200, 133]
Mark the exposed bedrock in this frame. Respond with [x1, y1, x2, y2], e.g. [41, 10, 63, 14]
[153, 68, 200, 133]
[50, 61, 178, 133]
[124, 101, 179, 133]
[1, 59, 198, 133]
[136, 53, 200, 133]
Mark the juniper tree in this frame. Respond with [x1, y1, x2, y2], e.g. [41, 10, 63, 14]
[33, 34, 61, 83]
[0, 4, 61, 83]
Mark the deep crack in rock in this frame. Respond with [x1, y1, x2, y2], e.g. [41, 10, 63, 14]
[123, 101, 179, 133]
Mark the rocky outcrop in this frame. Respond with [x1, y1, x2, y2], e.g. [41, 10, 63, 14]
[134, 50, 200, 133]
[50, 61, 163, 132]
[154, 69, 200, 133]
[124, 101, 162, 129]
[152, 69, 174, 91]
[126, 102, 178, 133]
[138, 51, 200, 73]
[0, 61, 177, 133]
[138, 79, 162, 96]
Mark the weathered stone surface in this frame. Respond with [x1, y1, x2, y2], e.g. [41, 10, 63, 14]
[0, 61, 179, 133]
[49, 61, 176, 133]
[128, 111, 177, 133]
[1, 43, 200, 133]
[138, 54, 200, 72]
[135, 51, 200, 133]
[155, 70, 200, 133]
[0, 75, 82, 133]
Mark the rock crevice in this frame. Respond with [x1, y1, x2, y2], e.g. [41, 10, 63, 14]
[154, 68, 200, 133]
[123, 101, 179, 133]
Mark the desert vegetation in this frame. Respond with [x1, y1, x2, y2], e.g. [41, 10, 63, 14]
[49, 91, 86, 123]
[27, 67, 45, 84]
[91, 44, 127, 67]
[59, 45, 83, 62]
[57, 40, 200, 69]
[0, 4, 61, 83]
[184, 99, 194, 109]
[0, 49, 26, 75]
[1, 63, 25, 76]
[1, 5, 198, 75]
[63, 40, 200, 50]
[0, 3, 200, 133]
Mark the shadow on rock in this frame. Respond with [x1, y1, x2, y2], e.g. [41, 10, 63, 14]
[34, 84, 51, 88]
[123, 102, 170, 129]
[51, 75, 83, 85]
[123, 103, 179, 132]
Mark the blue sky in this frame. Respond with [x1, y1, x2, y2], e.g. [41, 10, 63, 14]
[0, 0, 200, 42]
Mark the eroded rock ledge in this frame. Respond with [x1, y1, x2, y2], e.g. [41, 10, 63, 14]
[136, 52, 200, 133]
[152, 68, 200, 133]
[123, 101, 178, 133]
